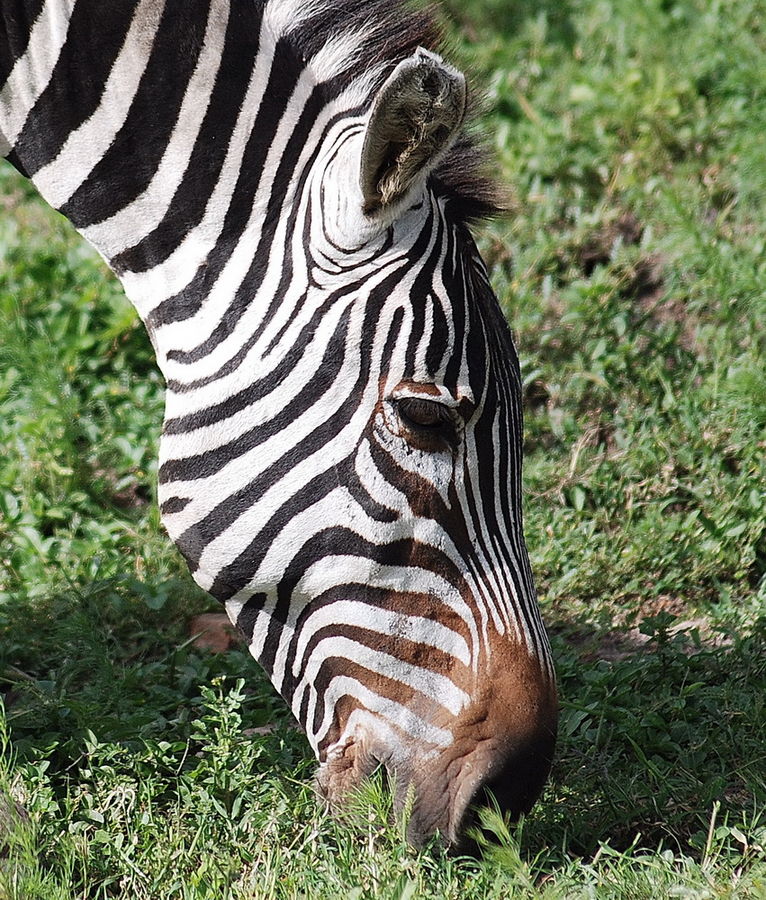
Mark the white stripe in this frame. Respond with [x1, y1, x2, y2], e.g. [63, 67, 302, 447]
[291, 636, 469, 718]
[0, 0, 76, 156]
[290, 600, 471, 672]
[81, 0, 230, 256]
[30, 0, 166, 208]
[312, 676, 453, 749]
[306, 29, 370, 83]
[263, 0, 326, 40]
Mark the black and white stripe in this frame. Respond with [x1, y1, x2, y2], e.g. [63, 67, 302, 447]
[2, 0, 556, 842]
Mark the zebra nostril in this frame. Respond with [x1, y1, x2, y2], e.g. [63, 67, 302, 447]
[457, 729, 556, 850]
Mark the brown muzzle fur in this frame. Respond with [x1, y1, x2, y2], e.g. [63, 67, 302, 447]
[316, 639, 557, 848]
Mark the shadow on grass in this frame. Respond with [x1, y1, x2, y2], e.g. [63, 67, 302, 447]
[520, 612, 766, 864]
[0, 576, 301, 771]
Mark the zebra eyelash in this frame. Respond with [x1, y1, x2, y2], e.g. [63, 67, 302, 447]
[393, 396, 461, 450]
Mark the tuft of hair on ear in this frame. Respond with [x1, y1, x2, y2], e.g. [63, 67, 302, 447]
[433, 133, 507, 225]
[420, 19, 507, 224]
[291, 0, 506, 224]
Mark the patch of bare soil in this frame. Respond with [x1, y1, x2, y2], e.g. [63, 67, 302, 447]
[568, 209, 699, 353]
[576, 210, 645, 276]
[91, 467, 152, 509]
[556, 595, 731, 662]
[188, 613, 240, 653]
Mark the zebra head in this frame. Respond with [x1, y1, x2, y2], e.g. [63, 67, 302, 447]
[0, 0, 557, 846]
[0, 0, 552, 855]
[0, 0, 556, 842]
[157, 43, 557, 846]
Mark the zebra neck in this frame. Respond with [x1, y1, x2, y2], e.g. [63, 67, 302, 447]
[1, 0, 377, 373]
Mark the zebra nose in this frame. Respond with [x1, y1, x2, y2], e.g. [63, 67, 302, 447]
[403, 722, 557, 849]
[455, 730, 556, 849]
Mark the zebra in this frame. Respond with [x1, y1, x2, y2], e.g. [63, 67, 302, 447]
[1, 0, 558, 846]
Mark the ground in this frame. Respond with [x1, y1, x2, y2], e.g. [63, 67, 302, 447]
[0, 0, 764, 896]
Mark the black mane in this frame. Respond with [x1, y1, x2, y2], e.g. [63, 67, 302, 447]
[289, 0, 503, 223]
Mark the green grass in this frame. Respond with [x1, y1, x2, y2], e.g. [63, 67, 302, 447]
[1, 0, 765, 895]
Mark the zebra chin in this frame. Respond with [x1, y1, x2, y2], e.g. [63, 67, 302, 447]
[314, 652, 558, 850]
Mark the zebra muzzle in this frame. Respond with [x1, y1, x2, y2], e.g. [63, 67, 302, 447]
[314, 654, 558, 849]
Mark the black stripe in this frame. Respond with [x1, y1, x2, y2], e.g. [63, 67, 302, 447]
[0, 0, 46, 89]
[159, 305, 353, 482]
[159, 495, 190, 515]
[378, 304, 405, 382]
[11, 0, 138, 178]
[111, 0, 265, 274]
[60, 0, 210, 228]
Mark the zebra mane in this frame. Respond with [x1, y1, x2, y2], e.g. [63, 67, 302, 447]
[272, 0, 503, 223]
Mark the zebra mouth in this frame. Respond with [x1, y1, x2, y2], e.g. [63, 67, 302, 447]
[314, 732, 380, 815]
[314, 705, 557, 850]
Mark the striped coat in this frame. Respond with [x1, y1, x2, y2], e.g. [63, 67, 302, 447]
[1, 0, 557, 846]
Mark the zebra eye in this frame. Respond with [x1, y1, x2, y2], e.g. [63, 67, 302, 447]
[395, 397, 458, 448]
[397, 397, 450, 428]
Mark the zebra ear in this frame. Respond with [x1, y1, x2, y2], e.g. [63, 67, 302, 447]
[360, 48, 467, 216]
